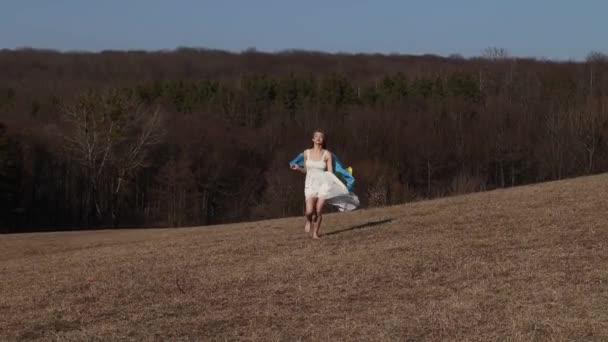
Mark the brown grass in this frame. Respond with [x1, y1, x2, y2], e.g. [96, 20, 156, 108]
[1, 174, 608, 341]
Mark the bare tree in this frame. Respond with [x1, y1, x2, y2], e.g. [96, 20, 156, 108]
[586, 51, 608, 97]
[571, 101, 608, 174]
[61, 90, 164, 226]
[586, 51, 608, 63]
[482, 47, 510, 61]
[156, 158, 198, 227]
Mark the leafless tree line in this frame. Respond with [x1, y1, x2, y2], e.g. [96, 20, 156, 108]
[1, 48, 608, 232]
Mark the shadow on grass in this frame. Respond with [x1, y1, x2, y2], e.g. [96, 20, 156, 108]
[323, 218, 394, 237]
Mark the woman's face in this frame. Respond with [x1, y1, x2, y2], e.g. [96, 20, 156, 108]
[312, 131, 325, 146]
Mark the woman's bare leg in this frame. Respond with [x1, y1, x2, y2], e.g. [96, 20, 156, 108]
[312, 197, 326, 239]
[305, 198, 316, 234]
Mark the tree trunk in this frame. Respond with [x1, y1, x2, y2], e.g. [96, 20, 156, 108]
[426, 159, 432, 197]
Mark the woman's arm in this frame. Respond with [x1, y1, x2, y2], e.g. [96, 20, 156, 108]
[326, 151, 334, 173]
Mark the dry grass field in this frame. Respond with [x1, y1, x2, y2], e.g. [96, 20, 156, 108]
[1, 175, 608, 341]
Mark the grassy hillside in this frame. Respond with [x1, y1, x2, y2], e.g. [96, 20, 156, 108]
[1, 174, 608, 341]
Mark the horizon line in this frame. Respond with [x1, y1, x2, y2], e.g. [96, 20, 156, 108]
[3, 45, 605, 63]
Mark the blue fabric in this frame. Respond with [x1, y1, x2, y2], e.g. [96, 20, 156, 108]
[289, 152, 355, 191]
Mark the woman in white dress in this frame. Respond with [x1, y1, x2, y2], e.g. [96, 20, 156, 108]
[290, 130, 358, 239]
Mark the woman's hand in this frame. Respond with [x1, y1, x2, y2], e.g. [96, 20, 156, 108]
[291, 164, 306, 173]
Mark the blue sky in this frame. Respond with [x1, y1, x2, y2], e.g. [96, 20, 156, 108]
[0, 0, 606, 60]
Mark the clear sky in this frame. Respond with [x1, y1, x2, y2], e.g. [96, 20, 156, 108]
[1, 0, 606, 60]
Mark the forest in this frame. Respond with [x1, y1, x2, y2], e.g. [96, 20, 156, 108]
[1, 48, 608, 232]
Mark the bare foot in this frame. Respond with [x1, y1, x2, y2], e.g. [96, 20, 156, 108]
[304, 221, 311, 233]
[312, 234, 320, 240]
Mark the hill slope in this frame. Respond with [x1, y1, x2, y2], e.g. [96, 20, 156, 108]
[1, 175, 608, 341]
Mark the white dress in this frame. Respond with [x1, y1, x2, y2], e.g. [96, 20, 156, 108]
[304, 150, 359, 211]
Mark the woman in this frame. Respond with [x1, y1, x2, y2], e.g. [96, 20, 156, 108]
[290, 130, 359, 239]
